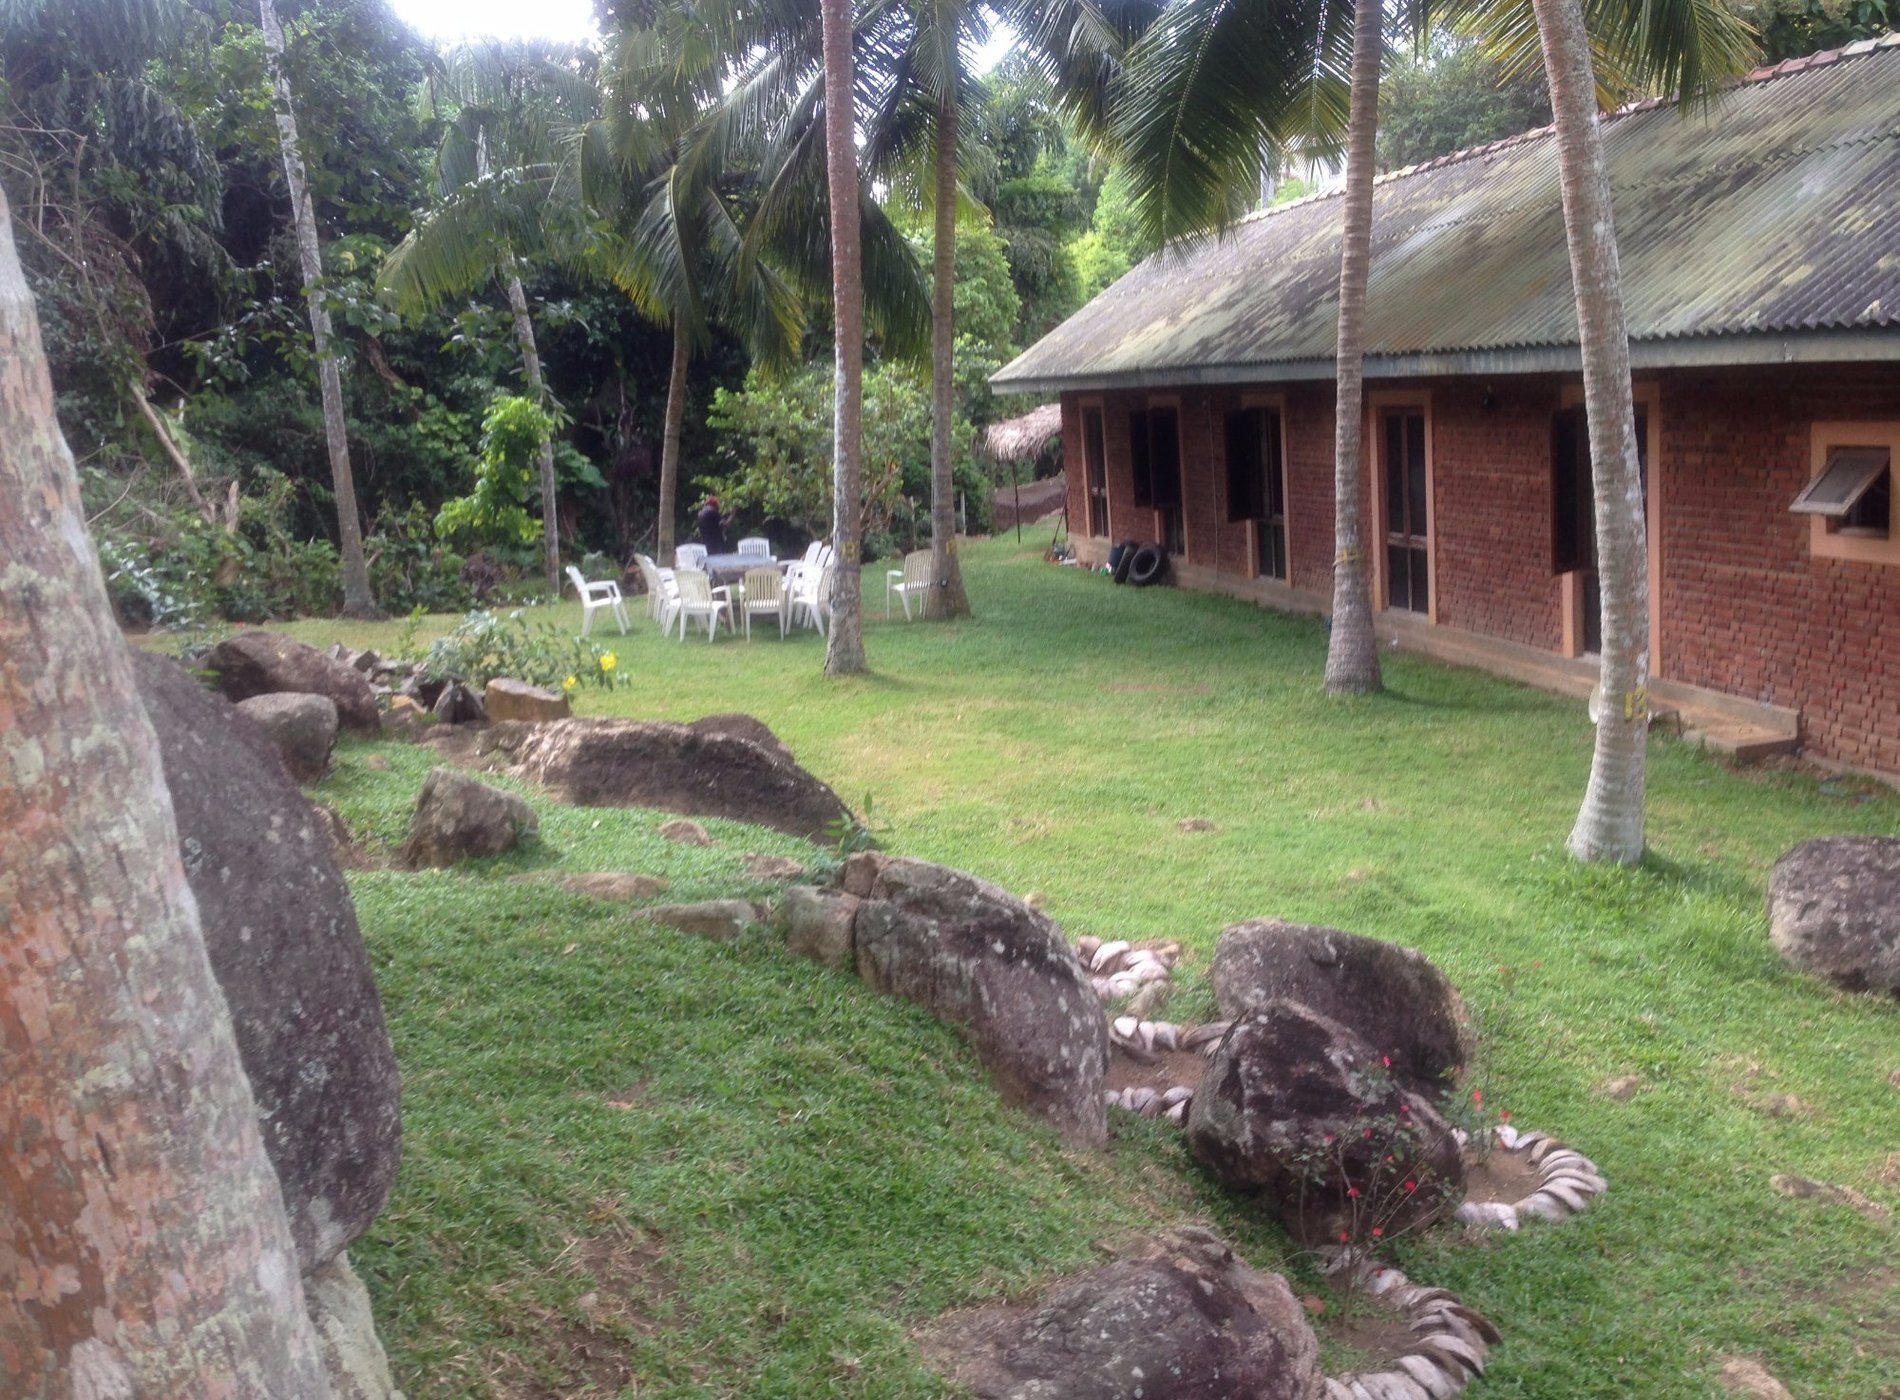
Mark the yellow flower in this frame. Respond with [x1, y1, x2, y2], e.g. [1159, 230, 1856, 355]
[562, 675, 577, 691]
[599, 652, 617, 672]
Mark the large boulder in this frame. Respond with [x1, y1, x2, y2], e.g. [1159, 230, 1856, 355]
[236, 692, 339, 784]
[400, 767, 537, 868]
[918, 1227, 1326, 1400]
[202, 630, 380, 732]
[853, 858, 1108, 1147]
[132, 652, 401, 1272]
[1186, 1000, 1465, 1246]
[1768, 836, 1900, 996]
[506, 717, 851, 840]
[1210, 918, 1473, 1100]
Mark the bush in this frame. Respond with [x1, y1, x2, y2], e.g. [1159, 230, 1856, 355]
[366, 503, 472, 615]
[420, 608, 624, 693]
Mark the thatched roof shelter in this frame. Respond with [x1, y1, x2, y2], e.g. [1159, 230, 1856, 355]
[981, 403, 1063, 463]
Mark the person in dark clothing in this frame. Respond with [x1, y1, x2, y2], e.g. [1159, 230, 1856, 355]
[695, 496, 730, 553]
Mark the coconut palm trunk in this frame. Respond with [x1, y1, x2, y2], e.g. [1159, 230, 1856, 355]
[927, 70, 971, 619]
[503, 265, 562, 595]
[259, 0, 377, 618]
[0, 188, 334, 1400]
[820, 0, 868, 674]
[1531, 0, 1649, 863]
[657, 310, 691, 562]
[1321, 0, 1384, 696]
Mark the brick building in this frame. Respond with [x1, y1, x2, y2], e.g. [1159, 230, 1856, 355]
[992, 37, 1900, 776]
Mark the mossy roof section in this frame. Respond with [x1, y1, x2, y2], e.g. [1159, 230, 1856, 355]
[993, 36, 1900, 393]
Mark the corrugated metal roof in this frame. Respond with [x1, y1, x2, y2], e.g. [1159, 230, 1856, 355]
[993, 36, 1900, 392]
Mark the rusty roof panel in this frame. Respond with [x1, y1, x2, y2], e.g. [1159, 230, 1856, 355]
[994, 37, 1900, 391]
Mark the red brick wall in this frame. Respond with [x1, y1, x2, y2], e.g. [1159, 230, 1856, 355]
[1659, 366, 1900, 773]
[1059, 365, 1900, 774]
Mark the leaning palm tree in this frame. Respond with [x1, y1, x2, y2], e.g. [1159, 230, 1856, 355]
[381, 40, 600, 595]
[259, 0, 378, 617]
[1457, 0, 1753, 861]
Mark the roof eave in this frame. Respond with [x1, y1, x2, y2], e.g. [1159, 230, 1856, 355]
[989, 329, 1900, 395]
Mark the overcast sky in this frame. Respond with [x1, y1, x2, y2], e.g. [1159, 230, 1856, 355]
[386, 0, 1015, 66]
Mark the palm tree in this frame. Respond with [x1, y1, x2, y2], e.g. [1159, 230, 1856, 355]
[1481, 0, 1753, 861]
[380, 41, 599, 596]
[1110, 0, 1750, 850]
[259, 0, 377, 617]
[820, 0, 870, 673]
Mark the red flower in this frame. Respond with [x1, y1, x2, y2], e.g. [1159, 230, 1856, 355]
[1323, 1134, 1336, 1145]
[1499, 1110, 1512, 1122]
[1404, 1180, 1417, 1193]
[1472, 1090, 1483, 1105]
[1398, 1103, 1410, 1114]
[1381, 1055, 1392, 1068]
[1363, 1128, 1374, 1139]
[1339, 1232, 1351, 1243]
[1347, 1187, 1361, 1198]
[1371, 1227, 1384, 1238]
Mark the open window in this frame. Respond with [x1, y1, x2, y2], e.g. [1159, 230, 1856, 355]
[1225, 406, 1287, 581]
[1082, 407, 1109, 536]
[1129, 405, 1184, 553]
[1792, 446, 1890, 538]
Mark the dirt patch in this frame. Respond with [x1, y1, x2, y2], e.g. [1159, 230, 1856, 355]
[1461, 1142, 1547, 1205]
[1107, 1046, 1208, 1097]
[494, 1214, 683, 1399]
[1317, 1303, 1425, 1374]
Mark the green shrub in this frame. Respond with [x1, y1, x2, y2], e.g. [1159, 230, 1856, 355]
[419, 608, 623, 693]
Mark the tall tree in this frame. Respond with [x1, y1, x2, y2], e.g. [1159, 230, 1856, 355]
[258, 0, 377, 616]
[821, 0, 869, 673]
[383, 41, 601, 594]
[1462, 0, 1753, 860]
[0, 183, 333, 1400]
[925, 41, 974, 618]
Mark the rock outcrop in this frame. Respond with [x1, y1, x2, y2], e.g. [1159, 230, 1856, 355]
[1210, 918, 1473, 1099]
[1768, 836, 1900, 995]
[236, 691, 339, 784]
[132, 652, 401, 1271]
[506, 717, 851, 840]
[400, 767, 537, 868]
[483, 677, 571, 724]
[918, 1227, 1326, 1400]
[202, 630, 379, 732]
[1187, 1000, 1465, 1245]
[853, 857, 1108, 1147]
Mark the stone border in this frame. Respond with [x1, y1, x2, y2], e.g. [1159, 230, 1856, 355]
[1451, 1124, 1609, 1231]
[1103, 1017, 1227, 1122]
[1315, 1248, 1501, 1400]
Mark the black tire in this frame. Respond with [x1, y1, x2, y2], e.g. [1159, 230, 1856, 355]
[1127, 543, 1167, 587]
[1111, 539, 1140, 584]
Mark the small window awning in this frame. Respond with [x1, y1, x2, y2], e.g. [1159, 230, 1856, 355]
[1790, 446, 1891, 516]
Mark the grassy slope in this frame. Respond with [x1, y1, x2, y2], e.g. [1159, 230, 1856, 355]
[293, 537, 1898, 1398]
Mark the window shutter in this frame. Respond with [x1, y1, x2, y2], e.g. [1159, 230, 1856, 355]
[1150, 408, 1182, 508]
[1226, 409, 1264, 521]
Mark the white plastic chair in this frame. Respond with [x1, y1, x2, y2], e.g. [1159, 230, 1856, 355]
[675, 543, 707, 570]
[566, 564, 630, 637]
[782, 539, 825, 592]
[885, 549, 933, 620]
[672, 568, 732, 642]
[633, 554, 680, 632]
[740, 566, 788, 639]
[737, 536, 772, 558]
[790, 563, 834, 637]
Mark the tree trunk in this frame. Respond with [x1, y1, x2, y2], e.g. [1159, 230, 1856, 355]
[259, 0, 377, 618]
[658, 310, 690, 564]
[0, 187, 334, 1400]
[821, 0, 867, 675]
[1321, 2, 1384, 697]
[504, 266, 561, 597]
[1533, 0, 1649, 864]
[926, 70, 971, 620]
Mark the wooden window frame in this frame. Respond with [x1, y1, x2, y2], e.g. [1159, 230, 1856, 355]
[1236, 391, 1291, 582]
[1367, 390, 1435, 623]
[1136, 394, 1185, 554]
[1557, 383, 1662, 671]
[1806, 422, 1900, 567]
[1079, 398, 1109, 538]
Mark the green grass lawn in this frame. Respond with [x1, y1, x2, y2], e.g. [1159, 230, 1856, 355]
[290, 536, 1899, 1398]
